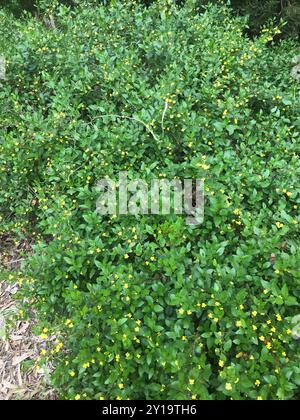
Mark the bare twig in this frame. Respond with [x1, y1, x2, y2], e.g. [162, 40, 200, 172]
[43, 15, 56, 29]
[161, 101, 169, 134]
[5, 259, 25, 267]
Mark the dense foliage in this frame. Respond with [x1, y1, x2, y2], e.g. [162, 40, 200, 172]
[231, 0, 300, 39]
[1, 0, 300, 400]
[1, 0, 300, 39]
[200, 0, 300, 39]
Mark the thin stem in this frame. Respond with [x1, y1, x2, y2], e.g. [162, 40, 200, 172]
[90, 114, 159, 142]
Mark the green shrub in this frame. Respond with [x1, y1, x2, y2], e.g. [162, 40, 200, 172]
[191, 1, 300, 39]
[0, 0, 300, 400]
[1, 0, 300, 39]
[226, 0, 300, 39]
[144, 0, 300, 40]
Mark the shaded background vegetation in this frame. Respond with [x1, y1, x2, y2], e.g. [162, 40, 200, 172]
[0, 0, 300, 39]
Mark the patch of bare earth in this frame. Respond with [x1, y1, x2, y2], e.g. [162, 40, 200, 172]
[0, 234, 56, 400]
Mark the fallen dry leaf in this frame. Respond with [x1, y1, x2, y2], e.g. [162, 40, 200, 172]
[0, 244, 56, 400]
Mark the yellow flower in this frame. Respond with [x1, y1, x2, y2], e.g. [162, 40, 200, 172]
[259, 336, 265, 342]
[82, 362, 90, 369]
[69, 371, 76, 377]
[225, 383, 233, 391]
[55, 342, 63, 353]
[118, 383, 124, 390]
[255, 380, 261, 387]
[252, 311, 257, 317]
[257, 396, 263, 401]
[124, 254, 129, 259]
[124, 283, 129, 289]
[219, 360, 225, 368]
[182, 336, 187, 341]
[236, 321, 242, 328]
[75, 394, 81, 400]
[178, 308, 185, 315]
[275, 222, 284, 229]
[191, 395, 197, 400]
[189, 379, 195, 385]
[276, 314, 282, 322]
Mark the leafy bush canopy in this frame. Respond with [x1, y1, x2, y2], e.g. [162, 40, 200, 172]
[0, 0, 300, 400]
[1, 0, 300, 39]
[203, 0, 300, 40]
